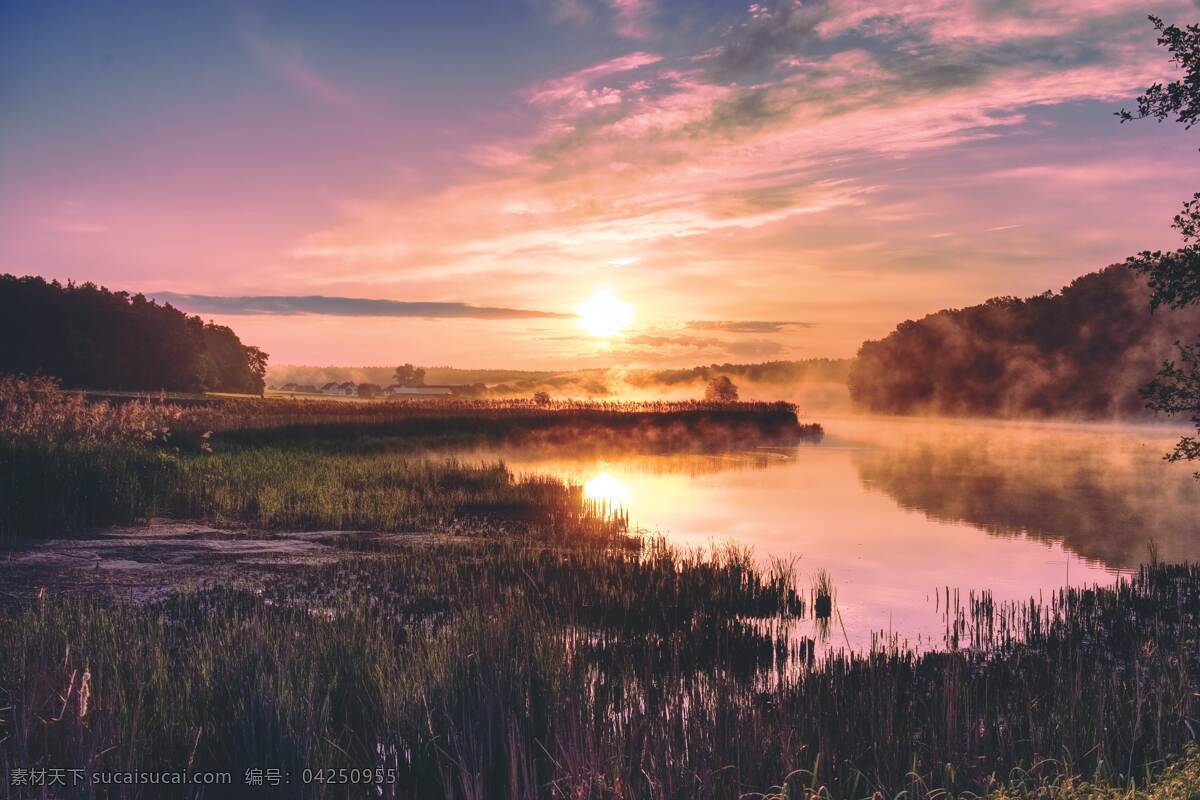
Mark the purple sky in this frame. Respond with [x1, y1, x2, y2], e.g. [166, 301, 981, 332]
[3, 0, 1198, 367]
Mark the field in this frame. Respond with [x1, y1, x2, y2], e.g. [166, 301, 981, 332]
[1, 379, 1198, 798]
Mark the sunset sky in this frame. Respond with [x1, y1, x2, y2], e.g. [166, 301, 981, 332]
[3, 0, 1198, 369]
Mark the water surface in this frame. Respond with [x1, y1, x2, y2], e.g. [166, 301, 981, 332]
[499, 415, 1200, 649]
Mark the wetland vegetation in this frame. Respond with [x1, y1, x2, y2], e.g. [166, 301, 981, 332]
[2, 536, 1199, 798]
[0, 377, 816, 544]
[1, 379, 1198, 798]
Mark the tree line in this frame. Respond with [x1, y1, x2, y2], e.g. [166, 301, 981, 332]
[0, 275, 268, 394]
[848, 264, 1200, 418]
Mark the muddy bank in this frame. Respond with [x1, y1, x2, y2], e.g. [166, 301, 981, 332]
[0, 520, 461, 603]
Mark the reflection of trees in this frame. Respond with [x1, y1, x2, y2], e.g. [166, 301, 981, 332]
[852, 425, 1200, 569]
[471, 447, 800, 480]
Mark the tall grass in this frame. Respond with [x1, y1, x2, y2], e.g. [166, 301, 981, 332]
[0, 375, 192, 447]
[0, 443, 624, 543]
[2, 548, 1197, 799]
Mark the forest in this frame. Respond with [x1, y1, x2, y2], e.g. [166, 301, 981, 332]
[0, 274, 267, 393]
[849, 265, 1200, 418]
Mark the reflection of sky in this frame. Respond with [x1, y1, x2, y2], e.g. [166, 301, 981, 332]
[499, 416, 1200, 650]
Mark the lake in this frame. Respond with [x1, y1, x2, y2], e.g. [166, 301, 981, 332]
[497, 414, 1200, 649]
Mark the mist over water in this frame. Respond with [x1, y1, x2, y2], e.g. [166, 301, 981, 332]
[490, 414, 1200, 649]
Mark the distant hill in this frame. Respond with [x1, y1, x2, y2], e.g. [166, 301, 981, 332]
[849, 265, 1200, 418]
[0, 274, 267, 393]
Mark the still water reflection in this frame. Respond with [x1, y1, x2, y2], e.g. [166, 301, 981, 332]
[496, 415, 1200, 649]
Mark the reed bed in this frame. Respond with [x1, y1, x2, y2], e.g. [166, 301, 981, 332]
[21, 379, 823, 445]
[0, 443, 626, 543]
[0, 376, 818, 542]
[1, 549, 1197, 799]
[201, 398, 822, 454]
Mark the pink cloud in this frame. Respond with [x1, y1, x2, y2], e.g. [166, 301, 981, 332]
[525, 51, 663, 109]
[610, 0, 653, 40]
[818, 0, 1195, 44]
[289, 20, 1170, 281]
[538, 0, 657, 40]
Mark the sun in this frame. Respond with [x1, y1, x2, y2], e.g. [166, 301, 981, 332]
[575, 288, 634, 338]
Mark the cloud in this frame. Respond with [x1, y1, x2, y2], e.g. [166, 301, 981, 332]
[525, 51, 662, 109]
[295, 0, 1175, 280]
[687, 320, 814, 333]
[238, 28, 361, 108]
[534, 0, 656, 39]
[610, 0, 654, 40]
[153, 293, 568, 320]
[701, 1, 828, 82]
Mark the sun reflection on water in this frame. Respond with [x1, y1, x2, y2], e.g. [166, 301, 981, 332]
[583, 471, 630, 511]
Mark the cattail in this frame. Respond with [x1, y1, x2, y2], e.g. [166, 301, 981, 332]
[77, 666, 91, 719]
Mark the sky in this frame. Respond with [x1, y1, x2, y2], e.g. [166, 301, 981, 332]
[2, 0, 1199, 369]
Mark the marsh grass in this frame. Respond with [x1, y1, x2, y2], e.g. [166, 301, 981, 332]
[0, 442, 626, 543]
[0, 377, 818, 543]
[812, 567, 834, 619]
[1, 550, 1197, 799]
[14, 379, 821, 450]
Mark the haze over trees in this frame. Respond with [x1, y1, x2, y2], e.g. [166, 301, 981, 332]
[268, 359, 853, 400]
[848, 265, 1200, 418]
[0, 275, 268, 393]
[632, 359, 852, 389]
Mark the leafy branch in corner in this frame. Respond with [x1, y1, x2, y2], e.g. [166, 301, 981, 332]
[1121, 15, 1200, 475]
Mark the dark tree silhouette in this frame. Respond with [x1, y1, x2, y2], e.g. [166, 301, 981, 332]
[0, 275, 267, 393]
[1118, 17, 1200, 129]
[393, 363, 426, 386]
[704, 375, 739, 403]
[1120, 15, 1200, 472]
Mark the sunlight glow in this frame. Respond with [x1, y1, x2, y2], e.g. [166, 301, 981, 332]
[583, 471, 630, 510]
[575, 288, 634, 338]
